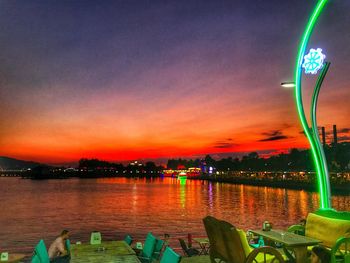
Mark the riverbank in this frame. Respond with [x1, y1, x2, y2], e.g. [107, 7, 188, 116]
[1, 169, 349, 193]
[14, 169, 350, 194]
[189, 174, 350, 194]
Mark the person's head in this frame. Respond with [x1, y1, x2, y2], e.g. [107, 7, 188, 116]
[60, 230, 69, 240]
[311, 246, 331, 263]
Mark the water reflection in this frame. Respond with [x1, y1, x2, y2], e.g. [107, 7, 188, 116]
[208, 182, 213, 210]
[0, 177, 348, 254]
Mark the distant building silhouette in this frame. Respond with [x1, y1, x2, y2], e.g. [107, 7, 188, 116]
[322, 126, 326, 147]
[333, 125, 338, 145]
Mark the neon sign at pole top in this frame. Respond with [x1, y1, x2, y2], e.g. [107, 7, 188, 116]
[302, 48, 326, 74]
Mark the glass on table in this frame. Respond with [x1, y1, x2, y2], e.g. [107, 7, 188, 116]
[280, 232, 286, 241]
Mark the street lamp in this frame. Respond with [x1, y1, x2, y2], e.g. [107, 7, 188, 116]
[293, 0, 332, 210]
[281, 82, 295, 88]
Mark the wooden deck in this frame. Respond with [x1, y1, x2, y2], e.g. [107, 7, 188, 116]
[179, 255, 211, 263]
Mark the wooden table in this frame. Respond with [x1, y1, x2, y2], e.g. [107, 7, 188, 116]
[1, 253, 26, 263]
[70, 241, 140, 263]
[193, 238, 210, 255]
[250, 229, 321, 263]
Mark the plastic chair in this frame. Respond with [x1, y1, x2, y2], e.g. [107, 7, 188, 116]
[90, 231, 102, 245]
[152, 238, 165, 260]
[331, 237, 350, 263]
[124, 235, 133, 246]
[31, 254, 41, 263]
[65, 239, 71, 258]
[287, 224, 305, 236]
[65, 239, 71, 251]
[178, 238, 200, 257]
[138, 232, 157, 263]
[31, 239, 49, 263]
[160, 246, 181, 263]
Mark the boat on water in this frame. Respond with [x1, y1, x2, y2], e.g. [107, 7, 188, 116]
[162, 167, 201, 178]
[177, 172, 187, 180]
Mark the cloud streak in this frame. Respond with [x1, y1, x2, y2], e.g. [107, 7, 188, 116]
[212, 138, 237, 149]
[259, 130, 290, 142]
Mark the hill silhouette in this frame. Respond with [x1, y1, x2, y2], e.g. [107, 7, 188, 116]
[0, 156, 42, 170]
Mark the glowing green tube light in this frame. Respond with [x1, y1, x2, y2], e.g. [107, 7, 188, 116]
[294, 0, 331, 209]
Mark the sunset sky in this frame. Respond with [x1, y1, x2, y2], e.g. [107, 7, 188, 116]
[0, 0, 349, 164]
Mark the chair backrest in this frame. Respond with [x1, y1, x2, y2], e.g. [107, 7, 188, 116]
[160, 247, 181, 263]
[306, 213, 350, 248]
[178, 238, 189, 255]
[203, 216, 247, 263]
[203, 216, 230, 262]
[236, 229, 254, 257]
[219, 219, 247, 263]
[204, 216, 285, 263]
[152, 238, 165, 259]
[31, 254, 41, 263]
[154, 238, 165, 253]
[141, 232, 157, 259]
[90, 232, 102, 245]
[124, 235, 133, 246]
[33, 239, 49, 263]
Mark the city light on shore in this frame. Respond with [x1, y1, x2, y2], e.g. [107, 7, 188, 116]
[281, 82, 296, 88]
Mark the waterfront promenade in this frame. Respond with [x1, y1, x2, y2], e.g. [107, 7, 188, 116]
[2, 169, 349, 193]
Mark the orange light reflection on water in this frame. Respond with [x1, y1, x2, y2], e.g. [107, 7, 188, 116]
[0, 177, 349, 255]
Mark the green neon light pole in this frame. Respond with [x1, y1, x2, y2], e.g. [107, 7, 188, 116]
[311, 62, 331, 209]
[294, 0, 332, 209]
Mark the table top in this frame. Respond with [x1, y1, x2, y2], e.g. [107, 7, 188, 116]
[1, 253, 26, 263]
[193, 238, 210, 244]
[250, 229, 321, 247]
[71, 241, 139, 263]
[71, 254, 140, 263]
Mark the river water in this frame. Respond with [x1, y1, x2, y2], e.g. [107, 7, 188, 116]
[0, 177, 349, 255]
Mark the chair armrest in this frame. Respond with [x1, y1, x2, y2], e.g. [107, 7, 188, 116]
[287, 225, 305, 236]
[245, 246, 285, 263]
[152, 251, 161, 260]
[331, 237, 350, 263]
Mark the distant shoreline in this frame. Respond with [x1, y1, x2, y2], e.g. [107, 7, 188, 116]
[189, 175, 350, 195]
[1, 170, 349, 195]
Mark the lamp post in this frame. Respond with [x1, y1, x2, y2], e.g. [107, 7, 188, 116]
[293, 0, 332, 210]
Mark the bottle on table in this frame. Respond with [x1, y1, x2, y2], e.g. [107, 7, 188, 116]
[258, 236, 265, 247]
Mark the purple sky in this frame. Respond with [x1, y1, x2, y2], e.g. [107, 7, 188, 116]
[0, 0, 349, 163]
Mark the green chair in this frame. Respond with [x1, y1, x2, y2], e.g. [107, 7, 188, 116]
[287, 224, 305, 236]
[331, 237, 350, 263]
[90, 232, 102, 245]
[288, 210, 350, 263]
[124, 235, 133, 246]
[65, 239, 71, 257]
[160, 246, 181, 263]
[65, 239, 71, 250]
[31, 254, 41, 263]
[138, 232, 157, 263]
[152, 238, 165, 260]
[31, 239, 49, 263]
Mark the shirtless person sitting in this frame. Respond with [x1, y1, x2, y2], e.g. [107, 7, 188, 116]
[48, 230, 70, 263]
